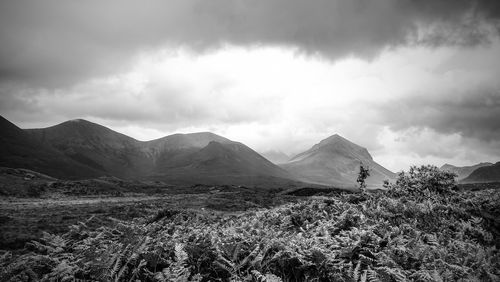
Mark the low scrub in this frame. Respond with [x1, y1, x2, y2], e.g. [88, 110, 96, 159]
[1, 166, 499, 281]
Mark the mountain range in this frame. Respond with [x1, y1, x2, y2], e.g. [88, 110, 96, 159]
[440, 162, 493, 180]
[461, 162, 500, 183]
[3, 115, 497, 187]
[21, 118, 297, 187]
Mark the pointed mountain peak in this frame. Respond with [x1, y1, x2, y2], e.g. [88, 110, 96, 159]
[318, 134, 353, 146]
[282, 133, 394, 186]
[311, 134, 369, 159]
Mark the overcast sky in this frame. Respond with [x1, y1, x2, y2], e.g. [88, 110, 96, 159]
[1, 0, 500, 171]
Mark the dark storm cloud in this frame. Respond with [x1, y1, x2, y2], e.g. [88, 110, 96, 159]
[380, 89, 500, 142]
[1, 0, 500, 87]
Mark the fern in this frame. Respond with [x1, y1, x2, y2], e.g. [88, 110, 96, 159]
[110, 244, 130, 280]
[366, 266, 380, 282]
[2, 178, 499, 281]
[353, 260, 362, 281]
[251, 270, 283, 282]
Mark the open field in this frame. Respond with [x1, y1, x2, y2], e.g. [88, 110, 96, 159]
[0, 186, 305, 251]
[1, 180, 498, 251]
[1, 185, 499, 281]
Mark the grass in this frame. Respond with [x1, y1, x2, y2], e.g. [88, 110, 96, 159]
[0, 186, 302, 251]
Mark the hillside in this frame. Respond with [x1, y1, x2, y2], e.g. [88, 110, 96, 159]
[281, 134, 395, 187]
[440, 162, 492, 180]
[148, 141, 297, 187]
[0, 116, 301, 187]
[26, 119, 152, 178]
[462, 162, 500, 183]
[0, 116, 101, 179]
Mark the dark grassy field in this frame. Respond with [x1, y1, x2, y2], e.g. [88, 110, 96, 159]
[0, 185, 306, 251]
[1, 173, 498, 252]
[0, 167, 335, 251]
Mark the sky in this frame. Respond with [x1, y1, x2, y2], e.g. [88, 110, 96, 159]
[1, 0, 500, 171]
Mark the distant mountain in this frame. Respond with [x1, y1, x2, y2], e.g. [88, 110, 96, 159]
[149, 140, 297, 186]
[8, 117, 300, 187]
[0, 116, 101, 179]
[260, 150, 290, 164]
[461, 162, 500, 183]
[145, 132, 231, 152]
[280, 134, 395, 187]
[440, 162, 493, 180]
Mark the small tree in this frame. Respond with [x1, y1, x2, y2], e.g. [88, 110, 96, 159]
[357, 162, 370, 193]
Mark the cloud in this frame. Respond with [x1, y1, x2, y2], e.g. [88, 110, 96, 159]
[373, 40, 500, 145]
[1, 0, 499, 87]
[380, 90, 500, 141]
[1, 38, 500, 171]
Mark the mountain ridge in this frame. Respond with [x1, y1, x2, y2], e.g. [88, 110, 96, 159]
[461, 162, 500, 183]
[8, 116, 300, 187]
[440, 162, 493, 180]
[0, 116, 102, 179]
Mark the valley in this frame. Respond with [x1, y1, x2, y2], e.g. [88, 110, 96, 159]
[1, 116, 500, 281]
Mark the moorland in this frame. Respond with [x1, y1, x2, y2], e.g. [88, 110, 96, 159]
[0, 165, 499, 281]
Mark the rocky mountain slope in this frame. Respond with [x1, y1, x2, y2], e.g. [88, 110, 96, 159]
[280, 134, 395, 187]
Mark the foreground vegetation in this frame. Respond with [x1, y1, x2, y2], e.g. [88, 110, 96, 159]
[1, 166, 499, 281]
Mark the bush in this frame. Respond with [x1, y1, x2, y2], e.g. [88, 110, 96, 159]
[388, 165, 457, 198]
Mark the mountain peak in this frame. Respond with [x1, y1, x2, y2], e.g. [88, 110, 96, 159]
[309, 134, 372, 161]
[318, 134, 351, 146]
[146, 131, 231, 151]
[68, 118, 86, 123]
[59, 118, 101, 128]
[283, 134, 394, 186]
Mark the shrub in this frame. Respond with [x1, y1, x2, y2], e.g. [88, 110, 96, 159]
[388, 165, 457, 198]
